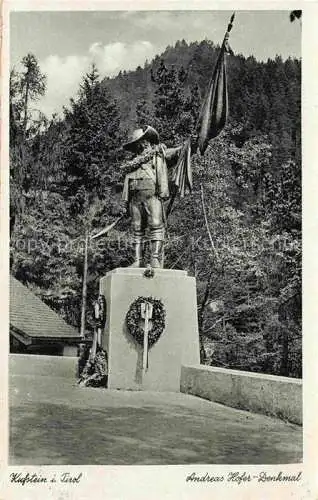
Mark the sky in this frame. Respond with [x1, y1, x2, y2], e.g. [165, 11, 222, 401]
[10, 10, 301, 118]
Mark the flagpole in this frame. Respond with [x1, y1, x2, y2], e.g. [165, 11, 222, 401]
[223, 12, 235, 47]
[80, 230, 89, 339]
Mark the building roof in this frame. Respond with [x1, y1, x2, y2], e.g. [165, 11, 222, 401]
[10, 276, 80, 340]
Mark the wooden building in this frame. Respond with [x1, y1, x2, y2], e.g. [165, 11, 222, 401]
[10, 276, 81, 356]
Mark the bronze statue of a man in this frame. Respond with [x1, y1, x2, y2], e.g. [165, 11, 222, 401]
[122, 126, 182, 268]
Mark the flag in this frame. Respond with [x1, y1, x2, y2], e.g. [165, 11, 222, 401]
[197, 13, 235, 155]
[165, 13, 235, 218]
[166, 138, 192, 217]
[172, 138, 192, 197]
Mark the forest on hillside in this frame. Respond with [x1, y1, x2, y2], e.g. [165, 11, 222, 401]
[10, 38, 301, 377]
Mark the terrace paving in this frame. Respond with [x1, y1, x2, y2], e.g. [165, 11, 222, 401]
[9, 373, 302, 465]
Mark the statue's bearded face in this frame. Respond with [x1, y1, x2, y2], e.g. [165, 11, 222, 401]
[133, 141, 144, 155]
[133, 139, 151, 155]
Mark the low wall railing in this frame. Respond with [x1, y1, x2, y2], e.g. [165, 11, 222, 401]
[181, 364, 302, 425]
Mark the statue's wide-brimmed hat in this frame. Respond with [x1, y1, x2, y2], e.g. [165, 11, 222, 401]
[123, 125, 159, 151]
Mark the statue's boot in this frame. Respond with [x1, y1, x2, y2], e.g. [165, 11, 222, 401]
[130, 241, 142, 268]
[150, 240, 163, 268]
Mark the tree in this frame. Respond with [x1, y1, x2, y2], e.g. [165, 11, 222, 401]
[19, 53, 46, 135]
[10, 56, 48, 237]
[136, 98, 154, 128]
[57, 65, 127, 332]
[62, 64, 122, 208]
[150, 60, 190, 142]
[162, 122, 301, 376]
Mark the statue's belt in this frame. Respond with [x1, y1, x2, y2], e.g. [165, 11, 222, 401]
[128, 178, 156, 190]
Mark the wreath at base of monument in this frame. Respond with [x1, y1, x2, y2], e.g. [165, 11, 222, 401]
[126, 296, 166, 347]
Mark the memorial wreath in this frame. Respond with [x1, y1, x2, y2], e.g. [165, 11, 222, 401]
[126, 296, 166, 347]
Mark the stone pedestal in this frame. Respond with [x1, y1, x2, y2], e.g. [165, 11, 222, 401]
[100, 268, 200, 392]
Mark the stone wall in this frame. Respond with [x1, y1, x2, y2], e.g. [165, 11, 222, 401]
[9, 353, 78, 380]
[63, 345, 78, 357]
[181, 365, 302, 425]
